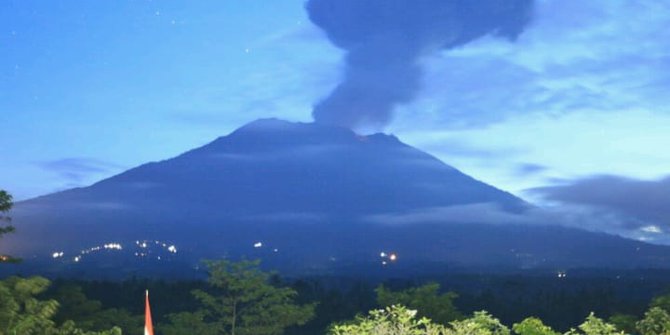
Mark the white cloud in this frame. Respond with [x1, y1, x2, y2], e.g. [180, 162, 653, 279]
[394, 0, 670, 130]
[641, 225, 663, 234]
[383, 1, 670, 209]
[398, 110, 670, 198]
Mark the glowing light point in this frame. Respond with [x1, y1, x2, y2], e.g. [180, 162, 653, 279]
[253, 242, 263, 248]
[389, 253, 397, 261]
[167, 245, 177, 253]
[104, 243, 122, 250]
[380, 252, 387, 258]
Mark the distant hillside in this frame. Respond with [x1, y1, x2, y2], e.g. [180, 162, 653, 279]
[3, 119, 670, 276]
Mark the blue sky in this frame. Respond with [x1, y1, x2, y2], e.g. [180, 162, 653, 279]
[2, 1, 670, 241]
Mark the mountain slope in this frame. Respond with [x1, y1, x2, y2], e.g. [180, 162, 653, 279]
[3, 119, 670, 275]
[33, 118, 524, 215]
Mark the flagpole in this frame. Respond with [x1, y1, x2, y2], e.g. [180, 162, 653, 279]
[145, 290, 154, 335]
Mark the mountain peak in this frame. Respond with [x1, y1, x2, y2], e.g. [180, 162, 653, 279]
[235, 118, 300, 131]
[228, 118, 403, 145]
[207, 119, 370, 153]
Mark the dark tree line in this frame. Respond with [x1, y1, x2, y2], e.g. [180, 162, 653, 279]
[0, 189, 18, 263]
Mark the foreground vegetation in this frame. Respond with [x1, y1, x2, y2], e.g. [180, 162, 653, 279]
[0, 276, 121, 335]
[3, 261, 670, 335]
[331, 305, 670, 335]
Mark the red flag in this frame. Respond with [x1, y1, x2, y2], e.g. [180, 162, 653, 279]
[145, 290, 154, 335]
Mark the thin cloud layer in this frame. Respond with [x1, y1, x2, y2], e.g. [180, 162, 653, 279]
[37, 158, 124, 184]
[531, 175, 670, 242]
[514, 163, 547, 177]
[364, 203, 530, 225]
[399, 0, 670, 129]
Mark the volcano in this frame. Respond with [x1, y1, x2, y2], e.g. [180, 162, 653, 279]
[3, 119, 670, 276]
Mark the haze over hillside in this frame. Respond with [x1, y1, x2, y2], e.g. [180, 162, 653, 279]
[3, 119, 669, 276]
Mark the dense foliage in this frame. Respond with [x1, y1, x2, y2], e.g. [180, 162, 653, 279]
[2, 268, 670, 334]
[513, 317, 560, 335]
[636, 307, 670, 335]
[48, 284, 142, 334]
[328, 306, 647, 335]
[0, 189, 17, 263]
[330, 305, 449, 335]
[376, 283, 463, 324]
[0, 276, 121, 335]
[159, 259, 316, 335]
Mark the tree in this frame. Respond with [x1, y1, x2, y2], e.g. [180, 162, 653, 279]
[50, 284, 141, 334]
[160, 259, 315, 335]
[0, 276, 121, 335]
[331, 307, 512, 335]
[0, 189, 18, 263]
[449, 311, 509, 335]
[650, 294, 670, 313]
[161, 311, 216, 335]
[608, 314, 638, 334]
[565, 313, 623, 335]
[376, 283, 463, 324]
[52, 320, 122, 335]
[512, 317, 559, 335]
[329, 305, 448, 335]
[636, 307, 670, 335]
[0, 190, 12, 221]
[0, 276, 59, 334]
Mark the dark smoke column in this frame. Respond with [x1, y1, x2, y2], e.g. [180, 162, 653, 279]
[306, 0, 534, 129]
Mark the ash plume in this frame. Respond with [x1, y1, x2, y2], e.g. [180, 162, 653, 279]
[306, 0, 535, 129]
